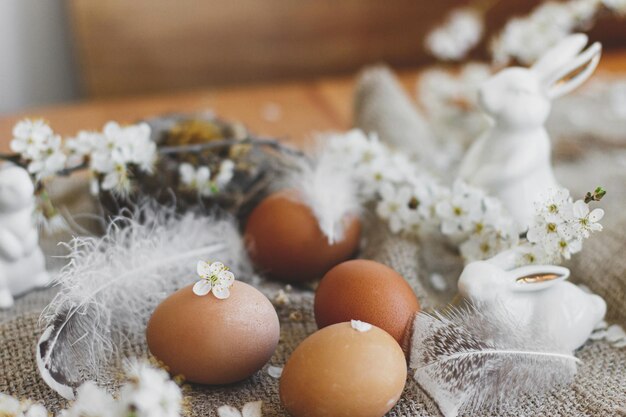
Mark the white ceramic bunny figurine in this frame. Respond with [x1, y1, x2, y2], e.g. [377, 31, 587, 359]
[0, 165, 49, 309]
[458, 255, 606, 352]
[458, 34, 602, 228]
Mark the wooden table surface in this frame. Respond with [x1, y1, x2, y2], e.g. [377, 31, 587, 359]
[2, 52, 626, 151]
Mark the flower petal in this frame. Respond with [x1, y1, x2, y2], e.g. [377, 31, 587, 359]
[101, 171, 120, 190]
[197, 166, 211, 183]
[209, 261, 225, 275]
[218, 270, 235, 286]
[197, 261, 212, 278]
[589, 208, 604, 223]
[193, 280, 212, 296]
[572, 200, 589, 218]
[217, 405, 243, 417]
[242, 401, 263, 417]
[267, 366, 283, 378]
[351, 320, 372, 332]
[179, 163, 195, 184]
[212, 284, 230, 299]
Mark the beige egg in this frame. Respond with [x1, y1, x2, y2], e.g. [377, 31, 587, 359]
[280, 322, 407, 417]
[244, 190, 361, 282]
[146, 281, 280, 384]
[314, 260, 420, 346]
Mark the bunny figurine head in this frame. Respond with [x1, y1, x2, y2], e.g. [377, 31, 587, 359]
[479, 34, 602, 128]
[458, 258, 606, 352]
[0, 165, 35, 213]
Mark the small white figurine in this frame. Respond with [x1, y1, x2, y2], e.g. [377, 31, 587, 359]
[458, 34, 602, 228]
[0, 165, 49, 308]
[458, 255, 606, 352]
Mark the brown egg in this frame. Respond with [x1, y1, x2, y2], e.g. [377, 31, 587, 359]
[314, 259, 420, 345]
[280, 322, 407, 417]
[244, 190, 361, 282]
[146, 281, 279, 384]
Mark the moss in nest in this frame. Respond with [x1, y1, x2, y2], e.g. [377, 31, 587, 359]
[164, 119, 224, 147]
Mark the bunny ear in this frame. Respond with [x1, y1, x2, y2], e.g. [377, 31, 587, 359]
[507, 265, 570, 293]
[543, 41, 601, 99]
[531, 34, 589, 78]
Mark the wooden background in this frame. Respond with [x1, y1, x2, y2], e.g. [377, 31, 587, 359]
[2, 51, 625, 153]
[67, 0, 626, 98]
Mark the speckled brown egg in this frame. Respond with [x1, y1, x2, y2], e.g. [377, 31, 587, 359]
[280, 322, 407, 417]
[146, 281, 279, 385]
[314, 259, 420, 346]
[244, 190, 361, 282]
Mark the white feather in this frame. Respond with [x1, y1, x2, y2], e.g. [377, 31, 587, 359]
[410, 302, 579, 417]
[37, 202, 250, 399]
[287, 137, 360, 244]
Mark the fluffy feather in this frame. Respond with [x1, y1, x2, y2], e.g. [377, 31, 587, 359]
[410, 303, 579, 417]
[37, 202, 250, 399]
[287, 137, 360, 244]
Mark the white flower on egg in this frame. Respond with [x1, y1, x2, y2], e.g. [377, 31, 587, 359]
[193, 261, 235, 299]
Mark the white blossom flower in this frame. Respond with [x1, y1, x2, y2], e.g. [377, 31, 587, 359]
[10, 119, 67, 180]
[26, 134, 67, 180]
[567, 199, 604, 238]
[324, 129, 370, 166]
[179, 163, 213, 196]
[179, 160, 235, 197]
[435, 181, 483, 235]
[215, 159, 235, 188]
[460, 232, 501, 261]
[10, 119, 54, 160]
[59, 381, 117, 417]
[217, 401, 263, 417]
[523, 187, 604, 263]
[605, 324, 626, 347]
[376, 183, 414, 233]
[65, 130, 101, 167]
[351, 134, 404, 197]
[89, 121, 156, 195]
[418, 64, 491, 147]
[118, 360, 183, 417]
[534, 188, 572, 223]
[569, 0, 602, 21]
[23, 404, 48, 417]
[0, 393, 22, 416]
[513, 241, 552, 265]
[489, 0, 607, 65]
[425, 8, 484, 61]
[101, 163, 131, 196]
[194, 261, 235, 299]
[527, 214, 566, 245]
[603, 0, 626, 14]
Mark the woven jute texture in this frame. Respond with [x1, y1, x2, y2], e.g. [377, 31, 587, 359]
[1, 68, 626, 416]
